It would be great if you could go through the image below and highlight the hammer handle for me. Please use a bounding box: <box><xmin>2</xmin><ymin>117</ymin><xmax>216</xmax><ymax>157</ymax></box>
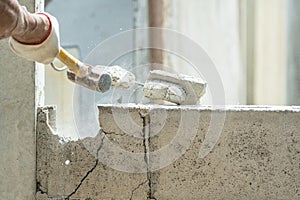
<box><xmin>57</xmin><ymin>47</ymin><xmax>82</xmax><ymax>75</ymax></box>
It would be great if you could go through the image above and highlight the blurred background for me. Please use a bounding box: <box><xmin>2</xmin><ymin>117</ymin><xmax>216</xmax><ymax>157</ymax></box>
<box><xmin>43</xmin><ymin>0</ymin><xmax>300</xmax><ymax>137</ymax></box>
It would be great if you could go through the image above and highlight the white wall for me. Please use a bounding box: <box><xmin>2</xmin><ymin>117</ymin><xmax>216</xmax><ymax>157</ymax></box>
<box><xmin>252</xmin><ymin>0</ymin><xmax>287</xmax><ymax>105</ymax></box>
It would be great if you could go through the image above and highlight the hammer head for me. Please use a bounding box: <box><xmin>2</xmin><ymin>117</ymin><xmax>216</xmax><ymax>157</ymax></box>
<box><xmin>67</xmin><ymin>65</ymin><xmax>136</xmax><ymax>93</ymax></box>
<box><xmin>67</xmin><ymin>65</ymin><xmax>112</xmax><ymax>93</ymax></box>
<box><xmin>143</xmin><ymin>70</ymin><xmax>207</xmax><ymax>105</ymax></box>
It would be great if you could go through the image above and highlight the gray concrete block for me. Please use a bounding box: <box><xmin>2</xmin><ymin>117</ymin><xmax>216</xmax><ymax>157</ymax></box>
<box><xmin>37</xmin><ymin>105</ymin><xmax>300</xmax><ymax>199</ymax></box>
<box><xmin>148</xmin><ymin>107</ymin><xmax>300</xmax><ymax>200</ymax></box>
<box><xmin>37</xmin><ymin>107</ymin><xmax>99</xmax><ymax>198</ymax></box>
<box><xmin>37</xmin><ymin>106</ymin><xmax>149</xmax><ymax>199</ymax></box>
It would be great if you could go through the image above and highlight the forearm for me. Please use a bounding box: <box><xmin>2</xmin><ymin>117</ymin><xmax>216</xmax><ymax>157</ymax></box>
<box><xmin>13</xmin><ymin>8</ymin><xmax>51</xmax><ymax>44</ymax></box>
<box><xmin>0</xmin><ymin>0</ymin><xmax>20</xmax><ymax>39</ymax></box>
<box><xmin>0</xmin><ymin>0</ymin><xmax>60</xmax><ymax>64</ymax></box>
<box><xmin>0</xmin><ymin>0</ymin><xmax>50</xmax><ymax>44</ymax></box>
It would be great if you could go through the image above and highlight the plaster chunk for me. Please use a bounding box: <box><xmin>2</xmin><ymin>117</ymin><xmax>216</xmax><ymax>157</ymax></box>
<box><xmin>143</xmin><ymin>70</ymin><xmax>207</xmax><ymax>105</ymax></box>
<box><xmin>104</xmin><ymin>65</ymin><xmax>136</xmax><ymax>89</ymax></box>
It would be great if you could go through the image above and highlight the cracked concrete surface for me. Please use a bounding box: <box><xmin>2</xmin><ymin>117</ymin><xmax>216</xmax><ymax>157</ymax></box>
<box><xmin>37</xmin><ymin>107</ymin><xmax>104</xmax><ymax>199</ymax></box>
<box><xmin>37</xmin><ymin>105</ymin><xmax>300</xmax><ymax>199</ymax></box>
<box><xmin>37</xmin><ymin>106</ymin><xmax>149</xmax><ymax>200</ymax></box>
<box><xmin>147</xmin><ymin>107</ymin><xmax>300</xmax><ymax>199</ymax></box>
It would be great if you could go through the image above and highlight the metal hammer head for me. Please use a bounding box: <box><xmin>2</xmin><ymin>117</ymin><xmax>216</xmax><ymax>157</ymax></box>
<box><xmin>67</xmin><ymin>65</ymin><xmax>137</xmax><ymax>93</ymax></box>
<box><xmin>67</xmin><ymin>65</ymin><xmax>112</xmax><ymax>92</ymax></box>
<box><xmin>143</xmin><ymin>70</ymin><xmax>207</xmax><ymax>105</ymax></box>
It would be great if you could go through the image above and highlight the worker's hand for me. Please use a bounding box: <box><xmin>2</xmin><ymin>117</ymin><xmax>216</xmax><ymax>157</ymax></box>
<box><xmin>9</xmin><ymin>12</ymin><xmax>60</xmax><ymax>64</ymax></box>
<box><xmin>0</xmin><ymin>0</ymin><xmax>59</xmax><ymax>64</ymax></box>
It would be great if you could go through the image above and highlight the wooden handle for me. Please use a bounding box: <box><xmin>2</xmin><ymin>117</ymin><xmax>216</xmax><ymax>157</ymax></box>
<box><xmin>57</xmin><ymin>47</ymin><xmax>81</xmax><ymax>74</ymax></box>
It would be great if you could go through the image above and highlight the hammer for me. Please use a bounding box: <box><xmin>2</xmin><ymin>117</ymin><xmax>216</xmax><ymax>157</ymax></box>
<box><xmin>55</xmin><ymin>47</ymin><xmax>136</xmax><ymax>92</ymax></box>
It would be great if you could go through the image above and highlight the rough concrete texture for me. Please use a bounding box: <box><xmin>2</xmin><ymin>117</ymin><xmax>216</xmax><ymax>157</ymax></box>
<box><xmin>37</xmin><ymin>105</ymin><xmax>300</xmax><ymax>199</ymax></box>
<box><xmin>147</xmin><ymin>107</ymin><xmax>300</xmax><ymax>199</ymax></box>
<box><xmin>37</xmin><ymin>106</ymin><xmax>149</xmax><ymax>199</ymax></box>
<box><xmin>0</xmin><ymin>1</ymin><xmax>41</xmax><ymax>199</ymax></box>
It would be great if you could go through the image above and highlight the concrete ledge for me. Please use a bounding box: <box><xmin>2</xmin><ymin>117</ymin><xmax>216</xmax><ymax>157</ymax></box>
<box><xmin>36</xmin><ymin>107</ymin><xmax>148</xmax><ymax>200</ymax></box>
<box><xmin>37</xmin><ymin>105</ymin><xmax>300</xmax><ymax>199</ymax></box>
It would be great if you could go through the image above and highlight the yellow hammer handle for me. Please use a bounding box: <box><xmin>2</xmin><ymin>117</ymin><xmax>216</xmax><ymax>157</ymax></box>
<box><xmin>57</xmin><ymin>47</ymin><xmax>81</xmax><ymax>74</ymax></box>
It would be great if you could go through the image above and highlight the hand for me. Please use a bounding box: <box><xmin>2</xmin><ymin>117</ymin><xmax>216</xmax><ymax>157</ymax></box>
<box><xmin>0</xmin><ymin>0</ymin><xmax>51</xmax><ymax>43</ymax></box>
<box><xmin>9</xmin><ymin>13</ymin><xmax>60</xmax><ymax>64</ymax></box>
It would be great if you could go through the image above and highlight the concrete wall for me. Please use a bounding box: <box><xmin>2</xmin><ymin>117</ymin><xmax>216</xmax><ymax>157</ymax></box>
<box><xmin>0</xmin><ymin>0</ymin><xmax>44</xmax><ymax>199</ymax></box>
<box><xmin>36</xmin><ymin>105</ymin><xmax>300</xmax><ymax>199</ymax></box>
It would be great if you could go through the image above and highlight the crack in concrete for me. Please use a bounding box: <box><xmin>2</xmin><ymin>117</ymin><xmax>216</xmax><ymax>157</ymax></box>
<box><xmin>65</xmin><ymin>132</ymin><xmax>105</xmax><ymax>200</ymax></box>
<box><xmin>129</xmin><ymin>180</ymin><xmax>148</xmax><ymax>200</ymax></box>
<box><xmin>36</xmin><ymin>181</ymin><xmax>48</xmax><ymax>195</ymax></box>
<box><xmin>139</xmin><ymin>111</ymin><xmax>157</xmax><ymax>200</ymax></box>
<box><xmin>103</xmin><ymin>131</ymin><xmax>126</xmax><ymax>136</ymax></box>
<box><xmin>65</xmin><ymin>160</ymin><xmax>98</xmax><ymax>200</ymax></box>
